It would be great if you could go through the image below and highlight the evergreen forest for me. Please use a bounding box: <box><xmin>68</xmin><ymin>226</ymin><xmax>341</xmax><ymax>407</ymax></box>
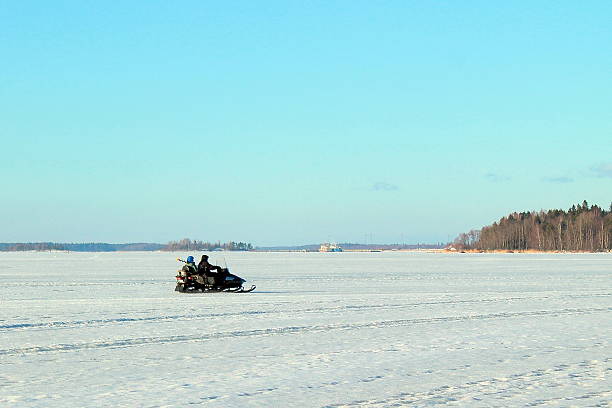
<box><xmin>162</xmin><ymin>238</ymin><xmax>253</xmax><ymax>251</ymax></box>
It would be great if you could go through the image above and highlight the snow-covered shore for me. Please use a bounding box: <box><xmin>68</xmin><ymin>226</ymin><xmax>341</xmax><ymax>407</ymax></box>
<box><xmin>1</xmin><ymin>251</ymin><xmax>610</xmax><ymax>407</ymax></box>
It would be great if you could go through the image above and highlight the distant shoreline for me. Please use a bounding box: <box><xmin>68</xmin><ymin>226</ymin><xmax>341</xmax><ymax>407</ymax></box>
<box><xmin>0</xmin><ymin>242</ymin><xmax>445</xmax><ymax>253</ymax></box>
<box><xmin>0</xmin><ymin>248</ymin><xmax>609</xmax><ymax>254</ymax></box>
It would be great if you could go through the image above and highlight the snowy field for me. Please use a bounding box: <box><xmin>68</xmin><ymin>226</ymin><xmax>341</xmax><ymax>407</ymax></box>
<box><xmin>1</xmin><ymin>251</ymin><xmax>610</xmax><ymax>407</ymax></box>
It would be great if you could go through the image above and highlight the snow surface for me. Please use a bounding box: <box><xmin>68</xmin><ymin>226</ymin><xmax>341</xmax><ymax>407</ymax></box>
<box><xmin>1</xmin><ymin>251</ymin><xmax>610</xmax><ymax>407</ymax></box>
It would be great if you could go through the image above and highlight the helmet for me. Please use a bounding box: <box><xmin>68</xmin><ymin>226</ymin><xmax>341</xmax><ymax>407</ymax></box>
<box><xmin>186</xmin><ymin>256</ymin><xmax>194</xmax><ymax>263</ymax></box>
<box><xmin>201</xmin><ymin>255</ymin><xmax>209</xmax><ymax>260</ymax></box>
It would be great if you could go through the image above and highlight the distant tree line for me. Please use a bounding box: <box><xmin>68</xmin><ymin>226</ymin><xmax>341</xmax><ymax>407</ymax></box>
<box><xmin>0</xmin><ymin>242</ymin><xmax>164</xmax><ymax>252</ymax></box>
<box><xmin>163</xmin><ymin>238</ymin><xmax>253</xmax><ymax>251</ymax></box>
<box><xmin>0</xmin><ymin>239</ymin><xmax>254</xmax><ymax>252</ymax></box>
<box><xmin>454</xmin><ymin>201</ymin><xmax>612</xmax><ymax>251</ymax></box>
<box><xmin>0</xmin><ymin>242</ymin><xmax>67</xmax><ymax>251</ymax></box>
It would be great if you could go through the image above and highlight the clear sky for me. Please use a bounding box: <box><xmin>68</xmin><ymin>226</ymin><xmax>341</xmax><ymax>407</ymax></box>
<box><xmin>1</xmin><ymin>1</ymin><xmax>611</xmax><ymax>246</ymax></box>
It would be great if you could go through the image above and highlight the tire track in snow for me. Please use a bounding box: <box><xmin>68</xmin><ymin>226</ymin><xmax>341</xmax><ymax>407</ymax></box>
<box><xmin>2</xmin><ymin>293</ymin><xmax>609</xmax><ymax>332</ymax></box>
<box><xmin>1</xmin><ymin>307</ymin><xmax>609</xmax><ymax>356</ymax></box>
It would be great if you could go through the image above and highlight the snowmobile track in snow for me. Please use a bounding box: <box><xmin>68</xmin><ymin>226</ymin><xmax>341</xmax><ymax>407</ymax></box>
<box><xmin>2</xmin><ymin>292</ymin><xmax>608</xmax><ymax>332</ymax></box>
<box><xmin>1</xmin><ymin>307</ymin><xmax>609</xmax><ymax>357</ymax></box>
<box><xmin>325</xmin><ymin>358</ymin><xmax>612</xmax><ymax>407</ymax></box>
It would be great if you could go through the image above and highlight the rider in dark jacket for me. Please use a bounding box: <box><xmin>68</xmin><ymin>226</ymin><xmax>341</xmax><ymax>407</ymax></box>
<box><xmin>198</xmin><ymin>255</ymin><xmax>224</xmax><ymax>287</ymax></box>
<box><xmin>197</xmin><ymin>255</ymin><xmax>221</xmax><ymax>274</ymax></box>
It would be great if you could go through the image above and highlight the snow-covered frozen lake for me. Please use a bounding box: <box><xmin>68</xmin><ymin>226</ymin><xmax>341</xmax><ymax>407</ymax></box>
<box><xmin>1</xmin><ymin>251</ymin><xmax>610</xmax><ymax>407</ymax></box>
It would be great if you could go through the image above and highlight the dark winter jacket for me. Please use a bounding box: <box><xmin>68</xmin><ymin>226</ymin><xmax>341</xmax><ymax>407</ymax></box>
<box><xmin>198</xmin><ymin>260</ymin><xmax>221</xmax><ymax>274</ymax></box>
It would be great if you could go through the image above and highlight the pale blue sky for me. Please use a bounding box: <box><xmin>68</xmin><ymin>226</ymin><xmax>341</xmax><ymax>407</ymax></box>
<box><xmin>1</xmin><ymin>1</ymin><xmax>611</xmax><ymax>245</ymax></box>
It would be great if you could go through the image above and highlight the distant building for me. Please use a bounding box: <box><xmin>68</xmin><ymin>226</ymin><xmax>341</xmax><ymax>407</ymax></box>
<box><xmin>320</xmin><ymin>243</ymin><xmax>343</xmax><ymax>252</ymax></box>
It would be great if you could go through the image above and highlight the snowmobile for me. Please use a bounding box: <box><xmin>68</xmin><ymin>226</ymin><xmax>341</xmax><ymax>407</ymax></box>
<box><xmin>175</xmin><ymin>259</ymin><xmax>256</xmax><ymax>293</ymax></box>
